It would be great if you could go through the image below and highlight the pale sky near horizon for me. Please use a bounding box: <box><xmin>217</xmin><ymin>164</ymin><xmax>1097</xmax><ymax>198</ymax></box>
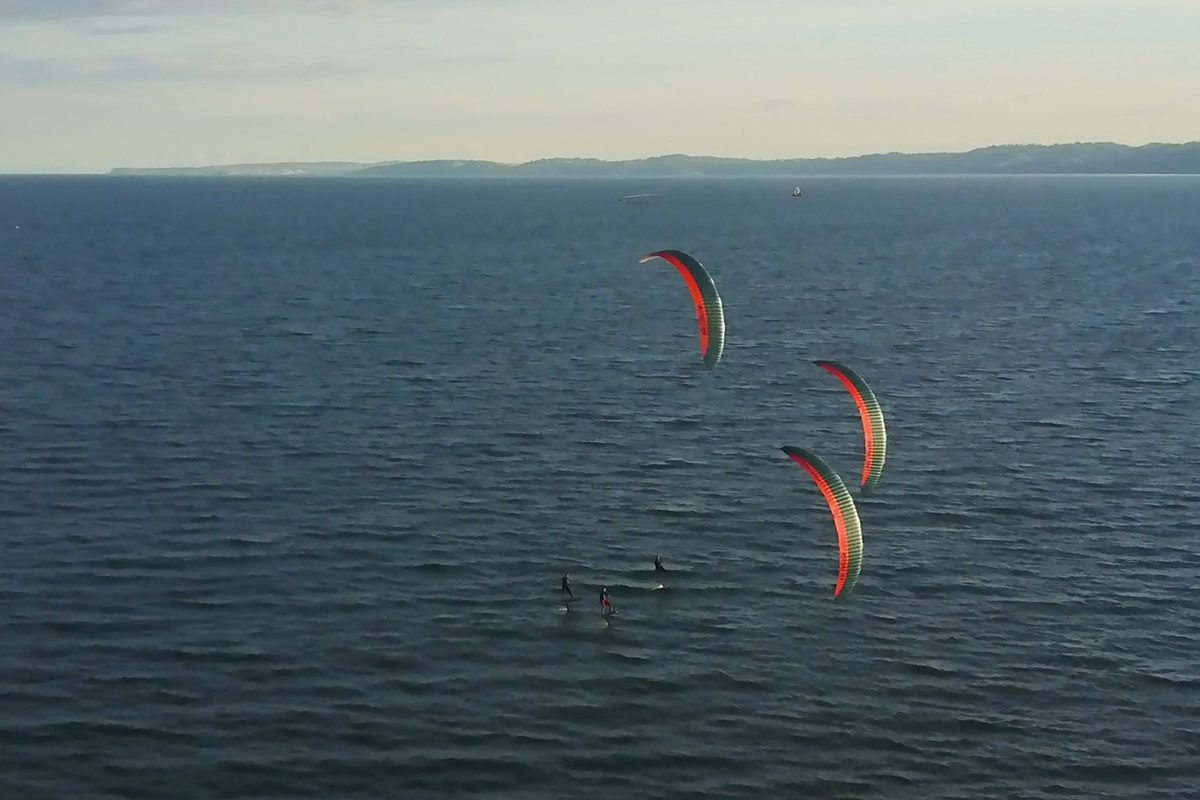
<box><xmin>1</xmin><ymin>0</ymin><xmax>1198</xmax><ymax>173</ymax></box>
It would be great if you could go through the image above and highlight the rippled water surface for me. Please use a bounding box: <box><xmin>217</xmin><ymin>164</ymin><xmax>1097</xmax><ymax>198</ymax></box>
<box><xmin>2</xmin><ymin>176</ymin><xmax>1198</xmax><ymax>798</ymax></box>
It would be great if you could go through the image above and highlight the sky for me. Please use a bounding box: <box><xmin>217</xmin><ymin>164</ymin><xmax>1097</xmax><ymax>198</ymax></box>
<box><xmin>1</xmin><ymin>0</ymin><xmax>1198</xmax><ymax>172</ymax></box>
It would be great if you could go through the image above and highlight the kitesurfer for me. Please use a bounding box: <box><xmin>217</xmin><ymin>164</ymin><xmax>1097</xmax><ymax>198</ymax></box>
<box><xmin>560</xmin><ymin>574</ymin><xmax>574</xmax><ymax>602</ymax></box>
<box><xmin>654</xmin><ymin>555</ymin><xmax>666</xmax><ymax>573</ymax></box>
<box><xmin>600</xmin><ymin>586</ymin><xmax>614</xmax><ymax>616</ymax></box>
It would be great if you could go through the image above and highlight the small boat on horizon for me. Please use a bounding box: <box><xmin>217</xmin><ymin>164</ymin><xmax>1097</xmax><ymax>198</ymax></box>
<box><xmin>792</xmin><ymin>186</ymin><xmax>803</xmax><ymax>197</ymax></box>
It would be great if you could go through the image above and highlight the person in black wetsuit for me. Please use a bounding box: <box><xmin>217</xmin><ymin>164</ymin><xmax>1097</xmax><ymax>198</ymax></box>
<box><xmin>654</xmin><ymin>555</ymin><xmax>666</xmax><ymax>574</ymax></box>
<box><xmin>560</xmin><ymin>574</ymin><xmax>574</xmax><ymax>602</ymax></box>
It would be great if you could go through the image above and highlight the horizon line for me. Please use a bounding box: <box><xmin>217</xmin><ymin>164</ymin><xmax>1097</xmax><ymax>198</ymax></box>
<box><xmin>117</xmin><ymin>140</ymin><xmax>1200</xmax><ymax>171</ymax></box>
<box><xmin>3</xmin><ymin>140</ymin><xmax>1200</xmax><ymax>177</ymax></box>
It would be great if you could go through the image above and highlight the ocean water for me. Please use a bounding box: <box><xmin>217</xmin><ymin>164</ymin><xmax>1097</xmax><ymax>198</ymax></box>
<box><xmin>1</xmin><ymin>175</ymin><xmax>1198</xmax><ymax>799</ymax></box>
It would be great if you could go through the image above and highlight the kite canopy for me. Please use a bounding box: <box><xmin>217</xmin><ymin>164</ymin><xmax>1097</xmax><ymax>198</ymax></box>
<box><xmin>638</xmin><ymin>249</ymin><xmax>726</xmax><ymax>369</ymax></box>
<box><xmin>781</xmin><ymin>446</ymin><xmax>864</xmax><ymax>598</ymax></box>
<box><xmin>814</xmin><ymin>361</ymin><xmax>887</xmax><ymax>493</ymax></box>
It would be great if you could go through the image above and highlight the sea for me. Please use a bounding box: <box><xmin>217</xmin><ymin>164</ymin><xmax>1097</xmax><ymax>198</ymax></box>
<box><xmin>1</xmin><ymin>175</ymin><xmax>1197</xmax><ymax>799</ymax></box>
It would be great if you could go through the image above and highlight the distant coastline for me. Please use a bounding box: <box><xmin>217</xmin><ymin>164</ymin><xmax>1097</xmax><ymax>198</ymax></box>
<box><xmin>108</xmin><ymin>142</ymin><xmax>1200</xmax><ymax>178</ymax></box>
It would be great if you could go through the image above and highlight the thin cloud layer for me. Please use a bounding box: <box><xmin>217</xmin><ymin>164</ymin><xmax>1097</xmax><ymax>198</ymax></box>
<box><xmin>0</xmin><ymin>51</ymin><xmax>352</xmax><ymax>83</ymax></box>
<box><xmin>0</xmin><ymin>0</ymin><xmax>383</xmax><ymax>19</ymax></box>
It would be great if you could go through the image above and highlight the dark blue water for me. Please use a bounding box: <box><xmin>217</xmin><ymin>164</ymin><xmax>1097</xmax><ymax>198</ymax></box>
<box><xmin>2</xmin><ymin>176</ymin><xmax>1198</xmax><ymax>798</ymax></box>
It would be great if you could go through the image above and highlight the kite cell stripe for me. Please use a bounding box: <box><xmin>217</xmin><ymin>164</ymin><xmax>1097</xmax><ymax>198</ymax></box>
<box><xmin>814</xmin><ymin>361</ymin><xmax>887</xmax><ymax>492</ymax></box>
<box><xmin>639</xmin><ymin>249</ymin><xmax>726</xmax><ymax>369</ymax></box>
<box><xmin>781</xmin><ymin>446</ymin><xmax>864</xmax><ymax>598</ymax></box>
